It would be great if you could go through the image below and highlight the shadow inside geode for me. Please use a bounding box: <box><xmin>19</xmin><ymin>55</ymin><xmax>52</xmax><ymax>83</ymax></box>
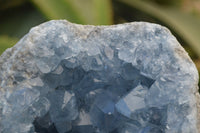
<box><xmin>30</xmin><ymin>51</ymin><xmax>168</xmax><ymax>133</ymax></box>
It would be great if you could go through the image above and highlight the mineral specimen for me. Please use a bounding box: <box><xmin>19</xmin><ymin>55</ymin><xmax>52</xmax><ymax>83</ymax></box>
<box><xmin>0</xmin><ymin>20</ymin><xmax>199</xmax><ymax>133</ymax></box>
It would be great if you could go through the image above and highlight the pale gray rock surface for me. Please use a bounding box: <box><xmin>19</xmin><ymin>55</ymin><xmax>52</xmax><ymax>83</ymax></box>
<box><xmin>0</xmin><ymin>20</ymin><xmax>199</xmax><ymax>133</ymax></box>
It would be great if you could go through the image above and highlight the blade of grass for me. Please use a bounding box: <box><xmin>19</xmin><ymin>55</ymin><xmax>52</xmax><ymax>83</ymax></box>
<box><xmin>118</xmin><ymin>0</ymin><xmax>200</xmax><ymax>57</ymax></box>
<box><xmin>93</xmin><ymin>0</ymin><xmax>113</xmax><ymax>25</ymax></box>
<box><xmin>69</xmin><ymin>0</ymin><xmax>113</xmax><ymax>25</ymax></box>
<box><xmin>31</xmin><ymin>0</ymin><xmax>113</xmax><ymax>25</ymax></box>
<box><xmin>0</xmin><ymin>36</ymin><xmax>18</xmax><ymax>55</ymax></box>
<box><xmin>30</xmin><ymin>0</ymin><xmax>86</xmax><ymax>24</ymax></box>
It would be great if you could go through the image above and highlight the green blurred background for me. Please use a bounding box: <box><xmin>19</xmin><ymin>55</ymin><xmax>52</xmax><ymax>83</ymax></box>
<box><xmin>0</xmin><ymin>0</ymin><xmax>200</xmax><ymax>87</ymax></box>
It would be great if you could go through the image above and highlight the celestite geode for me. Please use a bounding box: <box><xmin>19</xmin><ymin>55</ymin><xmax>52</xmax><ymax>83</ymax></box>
<box><xmin>0</xmin><ymin>20</ymin><xmax>199</xmax><ymax>133</ymax></box>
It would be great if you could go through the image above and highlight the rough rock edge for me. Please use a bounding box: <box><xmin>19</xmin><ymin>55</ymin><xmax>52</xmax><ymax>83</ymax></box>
<box><xmin>196</xmin><ymin>89</ymin><xmax>200</xmax><ymax>133</ymax></box>
<box><xmin>167</xmin><ymin>25</ymin><xmax>200</xmax><ymax>132</ymax></box>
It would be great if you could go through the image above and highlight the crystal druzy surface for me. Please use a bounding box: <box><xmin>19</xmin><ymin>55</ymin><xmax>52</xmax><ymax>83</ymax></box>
<box><xmin>0</xmin><ymin>20</ymin><xmax>199</xmax><ymax>133</ymax></box>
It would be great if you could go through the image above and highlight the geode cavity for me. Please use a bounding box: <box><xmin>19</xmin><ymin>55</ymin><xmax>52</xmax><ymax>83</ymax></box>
<box><xmin>0</xmin><ymin>20</ymin><xmax>199</xmax><ymax>133</ymax></box>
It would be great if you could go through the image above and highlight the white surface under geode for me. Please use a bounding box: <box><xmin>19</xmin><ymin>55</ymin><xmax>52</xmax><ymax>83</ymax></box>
<box><xmin>0</xmin><ymin>20</ymin><xmax>199</xmax><ymax>133</ymax></box>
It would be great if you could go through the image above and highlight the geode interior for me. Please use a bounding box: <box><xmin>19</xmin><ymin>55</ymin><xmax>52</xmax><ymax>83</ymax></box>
<box><xmin>0</xmin><ymin>20</ymin><xmax>199</xmax><ymax>133</ymax></box>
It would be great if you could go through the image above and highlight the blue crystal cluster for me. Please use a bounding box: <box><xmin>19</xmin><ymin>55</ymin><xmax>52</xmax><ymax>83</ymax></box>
<box><xmin>0</xmin><ymin>20</ymin><xmax>199</xmax><ymax>133</ymax></box>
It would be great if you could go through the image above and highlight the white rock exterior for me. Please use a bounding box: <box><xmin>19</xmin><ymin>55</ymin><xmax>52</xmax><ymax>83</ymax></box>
<box><xmin>0</xmin><ymin>20</ymin><xmax>199</xmax><ymax>133</ymax></box>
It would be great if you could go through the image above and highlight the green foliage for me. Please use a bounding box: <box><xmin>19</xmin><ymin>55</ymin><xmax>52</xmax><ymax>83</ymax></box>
<box><xmin>30</xmin><ymin>0</ymin><xmax>113</xmax><ymax>25</ymax></box>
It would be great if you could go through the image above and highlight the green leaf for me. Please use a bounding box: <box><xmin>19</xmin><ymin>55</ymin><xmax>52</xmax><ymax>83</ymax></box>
<box><xmin>30</xmin><ymin>0</ymin><xmax>113</xmax><ymax>25</ymax></box>
<box><xmin>0</xmin><ymin>36</ymin><xmax>18</xmax><ymax>55</ymax></box>
<box><xmin>94</xmin><ymin>0</ymin><xmax>113</xmax><ymax>25</ymax></box>
<box><xmin>118</xmin><ymin>0</ymin><xmax>200</xmax><ymax>57</ymax></box>
<box><xmin>30</xmin><ymin>0</ymin><xmax>85</xmax><ymax>24</ymax></box>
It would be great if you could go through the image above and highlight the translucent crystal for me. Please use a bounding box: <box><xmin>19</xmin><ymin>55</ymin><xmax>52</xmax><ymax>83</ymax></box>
<box><xmin>0</xmin><ymin>20</ymin><xmax>199</xmax><ymax>133</ymax></box>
